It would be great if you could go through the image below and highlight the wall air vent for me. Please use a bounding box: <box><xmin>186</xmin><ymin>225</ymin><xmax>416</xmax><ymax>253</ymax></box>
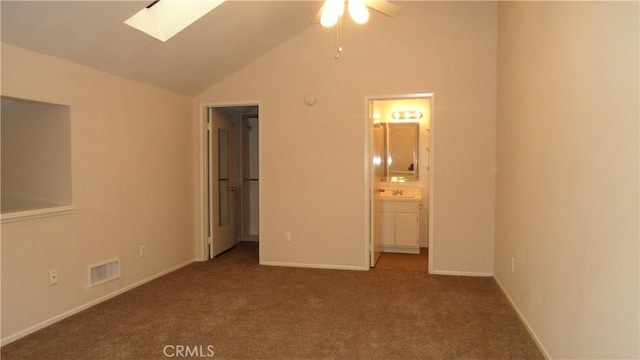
<box><xmin>88</xmin><ymin>258</ymin><xmax>120</xmax><ymax>287</ymax></box>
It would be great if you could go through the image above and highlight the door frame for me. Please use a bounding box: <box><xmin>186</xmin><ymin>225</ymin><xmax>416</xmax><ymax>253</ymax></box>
<box><xmin>364</xmin><ymin>93</ymin><xmax>435</xmax><ymax>272</ymax></box>
<box><xmin>198</xmin><ymin>102</ymin><xmax>261</xmax><ymax>261</ymax></box>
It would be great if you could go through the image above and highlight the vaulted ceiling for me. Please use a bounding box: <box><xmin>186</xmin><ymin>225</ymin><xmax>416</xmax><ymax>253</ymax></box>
<box><xmin>1</xmin><ymin>1</ymin><xmax>322</xmax><ymax>96</ymax></box>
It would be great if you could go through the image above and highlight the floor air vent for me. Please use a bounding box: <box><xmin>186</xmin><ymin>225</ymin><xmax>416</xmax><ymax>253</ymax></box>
<box><xmin>88</xmin><ymin>258</ymin><xmax>120</xmax><ymax>287</ymax></box>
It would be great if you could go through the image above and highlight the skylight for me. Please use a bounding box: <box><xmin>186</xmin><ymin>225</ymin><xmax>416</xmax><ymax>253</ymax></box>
<box><xmin>125</xmin><ymin>0</ymin><xmax>225</xmax><ymax>42</ymax></box>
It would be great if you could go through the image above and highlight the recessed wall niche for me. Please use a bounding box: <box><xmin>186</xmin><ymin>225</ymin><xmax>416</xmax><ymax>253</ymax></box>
<box><xmin>1</xmin><ymin>96</ymin><xmax>73</xmax><ymax>222</ymax></box>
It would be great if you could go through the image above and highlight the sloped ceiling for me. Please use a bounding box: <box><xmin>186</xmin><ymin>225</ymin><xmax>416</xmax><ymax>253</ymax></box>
<box><xmin>1</xmin><ymin>1</ymin><xmax>321</xmax><ymax>96</ymax></box>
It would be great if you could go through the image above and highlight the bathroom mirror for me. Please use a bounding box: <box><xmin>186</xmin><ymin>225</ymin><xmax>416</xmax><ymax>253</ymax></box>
<box><xmin>370</xmin><ymin>95</ymin><xmax>430</xmax><ymax>184</ymax></box>
<box><xmin>374</xmin><ymin>122</ymin><xmax>419</xmax><ymax>183</ymax></box>
<box><xmin>387</xmin><ymin>123</ymin><xmax>419</xmax><ymax>181</ymax></box>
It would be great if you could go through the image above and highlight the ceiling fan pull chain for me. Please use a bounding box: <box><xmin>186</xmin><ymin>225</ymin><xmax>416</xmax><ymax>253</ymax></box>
<box><xmin>335</xmin><ymin>16</ymin><xmax>343</xmax><ymax>60</ymax></box>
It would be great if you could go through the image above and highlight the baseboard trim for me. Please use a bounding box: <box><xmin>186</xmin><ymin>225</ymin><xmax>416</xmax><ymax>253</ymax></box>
<box><xmin>430</xmin><ymin>269</ymin><xmax>493</xmax><ymax>277</ymax></box>
<box><xmin>380</xmin><ymin>245</ymin><xmax>420</xmax><ymax>254</ymax></box>
<box><xmin>494</xmin><ymin>276</ymin><xmax>552</xmax><ymax>359</ymax></box>
<box><xmin>260</xmin><ymin>261</ymin><xmax>368</xmax><ymax>271</ymax></box>
<box><xmin>1</xmin><ymin>258</ymin><xmax>197</xmax><ymax>347</ymax></box>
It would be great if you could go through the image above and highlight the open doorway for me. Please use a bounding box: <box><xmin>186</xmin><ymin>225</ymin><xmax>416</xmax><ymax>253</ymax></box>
<box><xmin>367</xmin><ymin>94</ymin><xmax>433</xmax><ymax>272</ymax></box>
<box><xmin>201</xmin><ymin>104</ymin><xmax>260</xmax><ymax>260</ymax></box>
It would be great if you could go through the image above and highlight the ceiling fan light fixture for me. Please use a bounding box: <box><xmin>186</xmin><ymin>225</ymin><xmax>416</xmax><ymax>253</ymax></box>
<box><xmin>320</xmin><ymin>13</ymin><xmax>338</xmax><ymax>28</ymax></box>
<box><xmin>348</xmin><ymin>0</ymin><xmax>369</xmax><ymax>25</ymax></box>
<box><xmin>320</xmin><ymin>0</ymin><xmax>345</xmax><ymax>27</ymax></box>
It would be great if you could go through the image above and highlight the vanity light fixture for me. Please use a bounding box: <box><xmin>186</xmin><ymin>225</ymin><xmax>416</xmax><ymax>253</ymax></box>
<box><xmin>391</xmin><ymin>110</ymin><xmax>423</xmax><ymax>122</ymax></box>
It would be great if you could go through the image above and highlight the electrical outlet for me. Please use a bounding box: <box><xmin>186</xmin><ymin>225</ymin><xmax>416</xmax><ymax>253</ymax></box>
<box><xmin>284</xmin><ymin>232</ymin><xmax>292</xmax><ymax>243</ymax></box>
<box><xmin>48</xmin><ymin>269</ymin><xmax>58</xmax><ymax>285</ymax></box>
<box><xmin>511</xmin><ymin>257</ymin><xmax>515</xmax><ymax>273</ymax></box>
<box><xmin>139</xmin><ymin>244</ymin><xmax>146</xmax><ymax>257</ymax></box>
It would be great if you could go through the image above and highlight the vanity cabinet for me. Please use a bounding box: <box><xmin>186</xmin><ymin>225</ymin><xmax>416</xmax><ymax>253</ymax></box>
<box><xmin>380</xmin><ymin>200</ymin><xmax>420</xmax><ymax>254</ymax></box>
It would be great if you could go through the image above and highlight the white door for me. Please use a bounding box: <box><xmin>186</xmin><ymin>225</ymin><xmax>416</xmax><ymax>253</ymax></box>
<box><xmin>370</xmin><ymin>114</ymin><xmax>385</xmax><ymax>266</ymax></box>
<box><xmin>207</xmin><ymin>108</ymin><xmax>235</xmax><ymax>258</ymax></box>
<box><xmin>371</xmin><ymin>194</ymin><xmax>383</xmax><ymax>266</ymax></box>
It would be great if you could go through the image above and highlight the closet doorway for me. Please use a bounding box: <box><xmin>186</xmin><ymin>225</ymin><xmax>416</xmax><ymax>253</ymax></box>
<box><xmin>239</xmin><ymin>113</ymin><xmax>259</xmax><ymax>241</ymax></box>
<box><xmin>201</xmin><ymin>105</ymin><xmax>260</xmax><ymax>260</ymax></box>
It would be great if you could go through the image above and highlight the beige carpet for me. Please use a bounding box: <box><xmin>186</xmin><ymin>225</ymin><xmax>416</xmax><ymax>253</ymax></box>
<box><xmin>2</xmin><ymin>242</ymin><xmax>542</xmax><ymax>359</ymax></box>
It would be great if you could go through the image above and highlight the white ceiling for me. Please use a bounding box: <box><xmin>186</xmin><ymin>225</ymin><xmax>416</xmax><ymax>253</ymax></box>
<box><xmin>1</xmin><ymin>1</ymin><xmax>322</xmax><ymax>96</ymax></box>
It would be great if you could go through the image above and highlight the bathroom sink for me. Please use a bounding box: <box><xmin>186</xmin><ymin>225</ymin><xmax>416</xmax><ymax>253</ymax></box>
<box><xmin>377</xmin><ymin>194</ymin><xmax>421</xmax><ymax>201</ymax></box>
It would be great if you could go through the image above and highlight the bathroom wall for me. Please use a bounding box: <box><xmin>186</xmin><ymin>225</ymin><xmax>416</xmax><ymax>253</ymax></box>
<box><xmin>1</xmin><ymin>44</ymin><xmax>196</xmax><ymax>343</ymax></box>
<box><xmin>495</xmin><ymin>2</ymin><xmax>639</xmax><ymax>358</ymax></box>
<box><xmin>195</xmin><ymin>1</ymin><xmax>497</xmax><ymax>274</ymax></box>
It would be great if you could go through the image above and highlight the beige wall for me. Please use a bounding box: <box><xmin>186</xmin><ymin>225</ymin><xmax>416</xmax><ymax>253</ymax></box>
<box><xmin>195</xmin><ymin>2</ymin><xmax>497</xmax><ymax>273</ymax></box>
<box><xmin>1</xmin><ymin>44</ymin><xmax>196</xmax><ymax>342</ymax></box>
<box><xmin>495</xmin><ymin>2</ymin><xmax>639</xmax><ymax>358</ymax></box>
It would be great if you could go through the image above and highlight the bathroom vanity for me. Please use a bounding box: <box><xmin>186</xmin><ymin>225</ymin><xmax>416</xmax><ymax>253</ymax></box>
<box><xmin>379</xmin><ymin>196</ymin><xmax>420</xmax><ymax>254</ymax></box>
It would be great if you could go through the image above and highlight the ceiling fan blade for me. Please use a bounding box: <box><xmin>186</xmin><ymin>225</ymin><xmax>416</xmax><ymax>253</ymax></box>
<box><xmin>364</xmin><ymin>0</ymin><xmax>401</xmax><ymax>17</ymax></box>
<box><xmin>312</xmin><ymin>1</ymin><xmax>327</xmax><ymax>24</ymax></box>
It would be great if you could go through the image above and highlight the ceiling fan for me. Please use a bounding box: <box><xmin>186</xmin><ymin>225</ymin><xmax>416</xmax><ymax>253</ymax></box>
<box><xmin>312</xmin><ymin>0</ymin><xmax>400</xmax><ymax>59</ymax></box>
<box><xmin>312</xmin><ymin>0</ymin><xmax>401</xmax><ymax>27</ymax></box>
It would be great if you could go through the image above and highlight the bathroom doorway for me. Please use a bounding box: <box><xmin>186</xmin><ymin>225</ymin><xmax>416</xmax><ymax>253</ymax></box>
<box><xmin>201</xmin><ymin>104</ymin><xmax>260</xmax><ymax>260</ymax></box>
<box><xmin>367</xmin><ymin>94</ymin><xmax>433</xmax><ymax>271</ymax></box>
